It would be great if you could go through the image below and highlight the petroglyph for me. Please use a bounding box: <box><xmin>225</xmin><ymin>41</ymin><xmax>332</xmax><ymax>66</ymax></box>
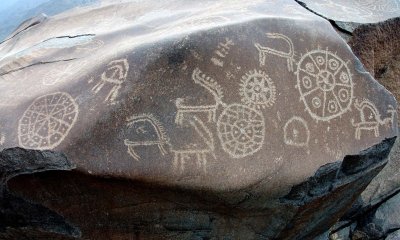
<box><xmin>239</xmin><ymin>69</ymin><xmax>276</xmax><ymax>109</ymax></box>
<box><xmin>217</xmin><ymin>104</ymin><xmax>265</xmax><ymax>158</ymax></box>
<box><xmin>254</xmin><ymin>33</ymin><xmax>295</xmax><ymax>72</ymax></box>
<box><xmin>175</xmin><ymin>68</ymin><xmax>224</xmax><ymax>125</ymax></box>
<box><xmin>76</xmin><ymin>39</ymin><xmax>104</xmax><ymax>51</ymax></box>
<box><xmin>124</xmin><ymin>114</ymin><xmax>169</xmax><ymax>161</ymax></box>
<box><xmin>175</xmin><ymin>98</ymin><xmax>217</xmax><ymax>125</ymax></box>
<box><xmin>92</xmin><ymin>58</ymin><xmax>129</xmax><ymax>103</ymax></box>
<box><xmin>175</xmin><ymin>68</ymin><xmax>266</xmax><ymax>158</ymax></box>
<box><xmin>210</xmin><ymin>38</ymin><xmax>235</xmax><ymax>67</ymax></box>
<box><xmin>192</xmin><ymin>68</ymin><xmax>225</xmax><ymax>106</ymax></box>
<box><xmin>351</xmin><ymin>99</ymin><xmax>396</xmax><ymax>139</ymax></box>
<box><xmin>283</xmin><ymin>116</ymin><xmax>310</xmax><ymax>147</ymax></box>
<box><xmin>42</xmin><ymin>61</ymin><xmax>86</xmax><ymax>85</ymax></box>
<box><xmin>172</xmin><ymin>116</ymin><xmax>215</xmax><ymax>173</ymax></box>
<box><xmin>18</xmin><ymin>92</ymin><xmax>79</xmax><ymax>150</ymax></box>
<box><xmin>296</xmin><ymin>49</ymin><xmax>353</xmax><ymax>121</ymax></box>
<box><xmin>354</xmin><ymin>0</ymin><xmax>400</xmax><ymax>12</ymax></box>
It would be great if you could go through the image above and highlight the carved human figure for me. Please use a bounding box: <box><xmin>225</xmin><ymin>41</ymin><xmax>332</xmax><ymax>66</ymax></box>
<box><xmin>92</xmin><ymin>58</ymin><xmax>129</xmax><ymax>103</ymax></box>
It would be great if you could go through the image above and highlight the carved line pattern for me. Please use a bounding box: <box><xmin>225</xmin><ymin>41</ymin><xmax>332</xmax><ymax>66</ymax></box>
<box><xmin>296</xmin><ymin>49</ymin><xmax>353</xmax><ymax>121</ymax></box>
<box><xmin>18</xmin><ymin>92</ymin><xmax>79</xmax><ymax>150</ymax></box>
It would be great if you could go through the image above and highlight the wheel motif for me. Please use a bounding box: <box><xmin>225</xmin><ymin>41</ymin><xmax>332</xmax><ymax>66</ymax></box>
<box><xmin>18</xmin><ymin>92</ymin><xmax>79</xmax><ymax>149</ymax></box>
<box><xmin>239</xmin><ymin>69</ymin><xmax>276</xmax><ymax>109</ymax></box>
<box><xmin>217</xmin><ymin>104</ymin><xmax>265</xmax><ymax>158</ymax></box>
<box><xmin>296</xmin><ymin>50</ymin><xmax>353</xmax><ymax>121</ymax></box>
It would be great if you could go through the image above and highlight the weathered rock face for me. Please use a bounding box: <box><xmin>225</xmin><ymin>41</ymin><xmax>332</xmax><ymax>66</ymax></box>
<box><xmin>296</xmin><ymin>0</ymin><xmax>400</xmax><ymax>23</ymax></box>
<box><xmin>349</xmin><ymin>17</ymin><xmax>400</xmax><ymax>206</ymax></box>
<box><xmin>0</xmin><ymin>0</ymin><xmax>398</xmax><ymax>239</ymax></box>
<box><xmin>320</xmin><ymin>17</ymin><xmax>400</xmax><ymax>240</ymax></box>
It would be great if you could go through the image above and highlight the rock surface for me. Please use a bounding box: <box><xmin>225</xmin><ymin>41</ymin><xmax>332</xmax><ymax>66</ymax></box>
<box><xmin>0</xmin><ymin>0</ymin><xmax>398</xmax><ymax>239</ymax></box>
<box><xmin>349</xmin><ymin>16</ymin><xmax>400</xmax><ymax>209</ymax></box>
<box><xmin>323</xmin><ymin>17</ymin><xmax>400</xmax><ymax>240</ymax></box>
<box><xmin>296</xmin><ymin>0</ymin><xmax>400</xmax><ymax>23</ymax></box>
<box><xmin>371</xmin><ymin>191</ymin><xmax>400</xmax><ymax>234</ymax></box>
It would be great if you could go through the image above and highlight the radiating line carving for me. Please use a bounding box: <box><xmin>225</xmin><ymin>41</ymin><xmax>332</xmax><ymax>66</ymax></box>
<box><xmin>217</xmin><ymin>104</ymin><xmax>265</xmax><ymax>158</ymax></box>
<box><xmin>18</xmin><ymin>92</ymin><xmax>79</xmax><ymax>150</ymax></box>
<box><xmin>239</xmin><ymin>69</ymin><xmax>276</xmax><ymax>109</ymax></box>
<box><xmin>296</xmin><ymin>49</ymin><xmax>353</xmax><ymax>121</ymax></box>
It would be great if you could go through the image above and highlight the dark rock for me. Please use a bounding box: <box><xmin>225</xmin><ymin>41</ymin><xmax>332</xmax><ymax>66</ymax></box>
<box><xmin>0</xmin><ymin>148</ymin><xmax>79</xmax><ymax>239</ymax></box>
<box><xmin>348</xmin><ymin>17</ymin><xmax>400</xmax><ymax>208</ymax></box>
<box><xmin>0</xmin><ymin>0</ymin><xmax>398</xmax><ymax>239</ymax></box>
<box><xmin>371</xmin><ymin>191</ymin><xmax>400</xmax><ymax>235</ymax></box>
<box><xmin>386</xmin><ymin>229</ymin><xmax>400</xmax><ymax>240</ymax></box>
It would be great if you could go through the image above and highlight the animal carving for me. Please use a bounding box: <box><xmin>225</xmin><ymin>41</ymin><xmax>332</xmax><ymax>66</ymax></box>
<box><xmin>124</xmin><ymin>114</ymin><xmax>169</xmax><ymax>161</ymax></box>
<box><xmin>351</xmin><ymin>99</ymin><xmax>395</xmax><ymax>139</ymax></box>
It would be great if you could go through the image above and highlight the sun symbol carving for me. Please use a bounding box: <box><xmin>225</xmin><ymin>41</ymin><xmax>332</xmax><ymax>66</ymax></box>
<box><xmin>296</xmin><ymin>49</ymin><xmax>353</xmax><ymax>121</ymax></box>
<box><xmin>217</xmin><ymin>104</ymin><xmax>265</xmax><ymax>158</ymax></box>
<box><xmin>239</xmin><ymin>69</ymin><xmax>276</xmax><ymax>109</ymax></box>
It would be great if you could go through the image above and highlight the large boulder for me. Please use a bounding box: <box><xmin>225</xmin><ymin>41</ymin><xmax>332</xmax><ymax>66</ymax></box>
<box><xmin>349</xmin><ymin>17</ymin><xmax>400</xmax><ymax>208</ymax></box>
<box><xmin>296</xmin><ymin>0</ymin><xmax>400</xmax><ymax>23</ymax></box>
<box><xmin>0</xmin><ymin>0</ymin><xmax>398</xmax><ymax>239</ymax></box>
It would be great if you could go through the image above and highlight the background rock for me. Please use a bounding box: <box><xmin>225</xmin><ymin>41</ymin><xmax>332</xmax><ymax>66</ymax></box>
<box><xmin>371</xmin><ymin>192</ymin><xmax>400</xmax><ymax>234</ymax></box>
<box><xmin>296</xmin><ymin>0</ymin><xmax>400</xmax><ymax>23</ymax></box>
<box><xmin>0</xmin><ymin>0</ymin><xmax>398</xmax><ymax>239</ymax></box>
<box><xmin>348</xmin><ymin>17</ymin><xmax>400</xmax><ymax>208</ymax></box>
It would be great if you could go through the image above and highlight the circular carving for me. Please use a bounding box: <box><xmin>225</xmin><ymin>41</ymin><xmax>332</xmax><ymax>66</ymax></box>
<box><xmin>302</xmin><ymin>76</ymin><xmax>313</xmax><ymax>89</ymax></box>
<box><xmin>239</xmin><ymin>69</ymin><xmax>276</xmax><ymax>109</ymax></box>
<box><xmin>18</xmin><ymin>92</ymin><xmax>79</xmax><ymax>149</ymax></box>
<box><xmin>297</xmin><ymin>50</ymin><xmax>353</xmax><ymax>121</ymax></box>
<box><xmin>328</xmin><ymin>58</ymin><xmax>340</xmax><ymax>70</ymax></box>
<box><xmin>217</xmin><ymin>104</ymin><xmax>265</xmax><ymax>158</ymax></box>
<box><xmin>316</xmin><ymin>70</ymin><xmax>335</xmax><ymax>91</ymax></box>
<box><xmin>312</xmin><ymin>97</ymin><xmax>322</xmax><ymax>108</ymax></box>
<box><xmin>338</xmin><ymin>88</ymin><xmax>350</xmax><ymax>102</ymax></box>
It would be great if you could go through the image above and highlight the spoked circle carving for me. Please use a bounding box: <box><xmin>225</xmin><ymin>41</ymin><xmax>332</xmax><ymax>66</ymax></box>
<box><xmin>239</xmin><ymin>69</ymin><xmax>276</xmax><ymax>109</ymax></box>
<box><xmin>297</xmin><ymin>50</ymin><xmax>353</xmax><ymax>121</ymax></box>
<box><xmin>217</xmin><ymin>104</ymin><xmax>265</xmax><ymax>158</ymax></box>
<box><xmin>18</xmin><ymin>92</ymin><xmax>79</xmax><ymax>149</ymax></box>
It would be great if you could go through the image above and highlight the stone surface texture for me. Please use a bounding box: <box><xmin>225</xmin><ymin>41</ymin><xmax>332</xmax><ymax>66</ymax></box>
<box><xmin>348</xmin><ymin>16</ymin><xmax>400</xmax><ymax>211</ymax></box>
<box><xmin>372</xmin><ymin>192</ymin><xmax>400</xmax><ymax>234</ymax></box>
<box><xmin>0</xmin><ymin>0</ymin><xmax>398</xmax><ymax>239</ymax></box>
<box><xmin>297</xmin><ymin>0</ymin><xmax>400</xmax><ymax>23</ymax></box>
<box><xmin>324</xmin><ymin>17</ymin><xmax>400</xmax><ymax>240</ymax></box>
